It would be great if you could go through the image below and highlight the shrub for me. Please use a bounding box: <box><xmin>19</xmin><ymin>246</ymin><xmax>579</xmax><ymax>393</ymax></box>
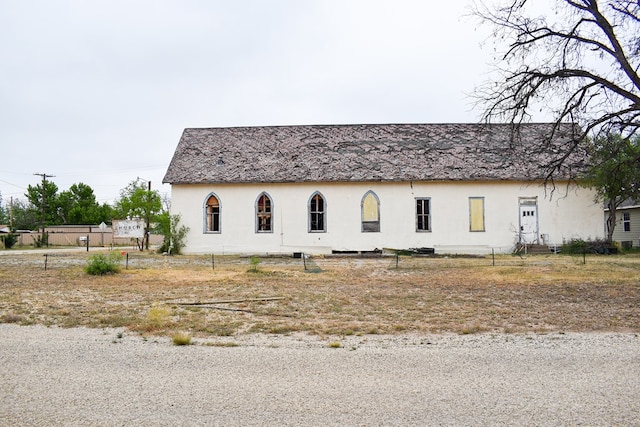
<box><xmin>157</xmin><ymin>214</ymin><xmax>189</xmax><ymax>255</ymax></box>
<box><xmin>85</xmin><ymin>252</ymin><xmax>123</xmax><ymax>275</ymax></box>
<box><xmin>561</xmin><ymin>238</ymin><xmax>612</xmax><ymax>254</ymax></box>
<box><xmin>0</xmin><ymin>233</ymin><xmax>17</xmax><ymax>249</ymax></box>
<box><xmin>561</xmin><ymin>238</ymin><xmax>588</xmax><ymax>254</ymax></box>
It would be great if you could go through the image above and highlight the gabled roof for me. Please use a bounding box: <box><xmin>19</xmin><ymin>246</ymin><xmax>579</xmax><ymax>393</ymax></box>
<box><xmin>610</xmin><ymin>199</ymin><xmax>640</xmax><ymax>210</ymax></box>
<box><xmin>163</xmin><ymin>123</ymin><xmax>588</xmax><ymax>185</ymax></box>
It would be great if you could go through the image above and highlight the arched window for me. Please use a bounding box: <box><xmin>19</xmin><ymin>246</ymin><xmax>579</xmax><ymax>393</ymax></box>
<box><xmin>204</xmin><ymin>193</ymin><xmax>221</xmax><ymax>233</ymax></box>
<box><xmin>256</xmin><ymin>192</ymin><xmax>273</xmax><ymax>233</ymax></box>
<box><xmin>361</xmin><ymin>190</ymin><xmax>380</xmax><ymax>232</ymax></box>
<box><xmin>309</xmin><ymin>192</ymin><xmax>326</xmax><ymax>232</ymax></box>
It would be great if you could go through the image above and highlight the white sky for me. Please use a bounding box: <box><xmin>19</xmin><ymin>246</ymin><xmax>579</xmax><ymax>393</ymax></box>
<box><xmin>0</xmin><ymin>0</ymin><xmax>497</xmax><ymax>206</ymax></box>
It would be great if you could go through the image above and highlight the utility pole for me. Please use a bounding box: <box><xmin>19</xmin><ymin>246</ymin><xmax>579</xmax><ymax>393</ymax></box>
<box><xmin>9</xmin><ymin>196</ymin><xmax>14</xmax><ymax>229</ymax></box>
<box><xmin>33</xmin><ymin>173</ymin><xmax>55</xmax><ymax>234</ymax></box>
<box><xmin>146</xmin><ymin>180</ymin><xmax>151</xmax><ymax>251</ymax></box>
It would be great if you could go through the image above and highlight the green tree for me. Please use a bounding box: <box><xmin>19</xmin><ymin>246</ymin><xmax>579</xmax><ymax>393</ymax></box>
<box><xmin>8</xmin><ymin>199</ymin><xmax>38</xmax><ymax>231</ymax></box>
<box><xmin>58</xmin><ymin>183</ymin><xmax>112</xmax><ymax>224</ymax></box>
<box><xmin>26</xmin><ymin>180</ymin><xmax>59</xmax><ymax>230</ymax></box>
<box><xmin>114</xmin><ymin>180</ymin><xmax>162</xmax><ymax>250</ymax></box>
<box><xmin>0</xmin><ymin>191</ymin><xmax>7</xmax><ymax>225</ymax></box>
<box><xmin>97</xmin><ymin>202</ymin><xmax>115</xmax><ymax>225</ymax></box>
<box><xmin>472</xmin><ymin>0</ymin><xmax>640</xmax><ymax>178</ymax></box>
<box><xmin>585</xmin><ymin>134</ymin><xmax>640</xmax><ymax>242</ymax></box>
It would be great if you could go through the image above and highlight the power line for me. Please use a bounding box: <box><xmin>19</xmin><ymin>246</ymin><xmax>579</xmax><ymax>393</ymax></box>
<box><xmin>0</xmin><ymin>178</ymin><xmax>27</xmax><ymax>190</ymax></box>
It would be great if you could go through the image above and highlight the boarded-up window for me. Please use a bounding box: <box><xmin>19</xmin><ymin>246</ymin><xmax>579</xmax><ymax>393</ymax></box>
<box><xmin>205</xmin><ymin>194</ymin><xmax>220</xmax><ymax>233</ymax></box>
<box><xmin>469</xmin><ymin>197</ymin><xmax>485</xmax><ymax>232</ymax></box>
<box><xmin>362</xmin><ymin>191</ymin><xmax>380</xmax><ymax>232</ymax></box>
<box><xmin>256</xmin><ymin>193</ymin><xmax>272</xmax><ymax>232</ymax></box>
<box><xmin>309</xmin><ymin>192</ymin><xmax>326</xmax><ymax>232</ymax></box>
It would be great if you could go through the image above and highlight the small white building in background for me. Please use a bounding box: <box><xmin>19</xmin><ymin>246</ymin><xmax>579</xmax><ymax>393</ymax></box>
<box><xmin>163</xmin><ymin>123</ymin><xmax>604</xmax><ymax>255</ymax></box>
<box><xmin>606</xmin><ymin>200</ymin><xmax>640</xmax><ymax>249</ymax></box>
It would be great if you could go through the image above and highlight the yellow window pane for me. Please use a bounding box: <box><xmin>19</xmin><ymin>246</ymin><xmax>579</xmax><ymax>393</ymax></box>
<box><xmin>469</xmin><ymin>197</ymin><xmax>485</xmax><ymax>232</ymax></box>
<box><xmin>362</xmin><ymin>193</ymin><xmax>379</xmax><ymax>221</ymax></box>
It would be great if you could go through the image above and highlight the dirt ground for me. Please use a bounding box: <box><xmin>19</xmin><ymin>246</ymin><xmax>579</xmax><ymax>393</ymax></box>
<box><xmin>1</xmin><ymin>249</ymin><xmax>639</xmax><ymax>338</ymax></box>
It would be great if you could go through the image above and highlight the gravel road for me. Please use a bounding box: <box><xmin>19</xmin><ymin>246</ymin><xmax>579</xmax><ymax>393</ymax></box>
<box><xmin>1</xmin><ymin>324</ymin><xmax>639</xmax><ymax>426</ymax></box>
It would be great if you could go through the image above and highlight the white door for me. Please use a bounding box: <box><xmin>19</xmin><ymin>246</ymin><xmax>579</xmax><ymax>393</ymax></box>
<box><xmin>519</xmin><ymin>203</ymin><xmax>538</xmax><ymax>244</ymax></box>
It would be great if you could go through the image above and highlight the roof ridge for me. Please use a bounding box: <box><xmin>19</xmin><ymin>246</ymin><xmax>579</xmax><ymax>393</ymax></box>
<box><xmin>183</xmin><ymin>122</ymin><xmax>563</xmax><ymax>131</ymax></box>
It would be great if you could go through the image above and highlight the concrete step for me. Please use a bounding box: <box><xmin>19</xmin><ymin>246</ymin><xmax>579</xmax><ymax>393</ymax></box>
<box><xmin>516</xmin><ymin>244</ymin><xmax>554</xmax><ymax>254</ymax></box>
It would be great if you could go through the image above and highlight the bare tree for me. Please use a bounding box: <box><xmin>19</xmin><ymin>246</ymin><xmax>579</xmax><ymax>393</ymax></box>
<box><xmin>472</xmin><ymin>0</ymin><xmax>640</xmax><ymax>178</ymax></box>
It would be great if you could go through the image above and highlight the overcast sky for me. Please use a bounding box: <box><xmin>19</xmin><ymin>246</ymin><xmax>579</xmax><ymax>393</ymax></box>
<box><xmin>1</xmin><ymin>0</ymin><xmax>497</xmax><ymax>206</ymax></box>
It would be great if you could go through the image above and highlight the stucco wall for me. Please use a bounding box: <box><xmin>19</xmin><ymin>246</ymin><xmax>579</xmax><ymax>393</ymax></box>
<box><xmin>170</xmin><ymin>181</ymin><xmax>604</xmax><ymax>255</ymax></box>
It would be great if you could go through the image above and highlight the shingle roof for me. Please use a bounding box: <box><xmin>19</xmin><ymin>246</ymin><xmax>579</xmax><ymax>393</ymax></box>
<box><xmin>162</xmin><ymin>123</ymin><xmax>587</xmax><ymax>184</ymax></box>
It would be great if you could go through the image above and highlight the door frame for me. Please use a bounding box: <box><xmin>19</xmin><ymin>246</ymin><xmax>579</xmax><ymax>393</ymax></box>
<box><xmin>518</xmin><ymin>197</ymin><xmax>539</xmax><ymax>244</ymax></box>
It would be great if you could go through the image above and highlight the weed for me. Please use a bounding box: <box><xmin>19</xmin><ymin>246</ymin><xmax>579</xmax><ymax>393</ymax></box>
<box><xmin>460</xmin><ymin>324</ymin><xmax>485</xmax><ymax>335</ymax></box>
<box><xmin>205</xmin><ymin>324</ymin><xmax>237</xmax><ymax>337</ymax></box>
<box><xmin>172</xmin><ymin>332</ymin><xmax>192</xmax><ymax>346</ymax></box>
<box><xmin>268</xmin><ymin>325</ymin><xmax>297</xmax><ymax>334</ymax></box>
<box><xmin>144</xmin><ymin>303</ymin><xmax>172</xmax><ymax>330</ymax></box>
<box><xmin>0</xmin><ymin>313</ymin><xmax>23</xmax><ymax>324</ymax></box>
<box><xmin>205</xmin><ymin>341</ymin><xmax>239</xmax><ymax>347</ymax></box>
<box><xmin>97</xmin><ymin>314</ymin><xmax>134</xmax><ymax>328</ymax></box>
<box><xmin>247</xmin><ymin>256</ymin><xmax>262</xmax><ymax>273</ymax></box>
<box><xmin>328</xmin><ymin>341</ymin><xmax>342</xmax><ymax>348</ymax></box>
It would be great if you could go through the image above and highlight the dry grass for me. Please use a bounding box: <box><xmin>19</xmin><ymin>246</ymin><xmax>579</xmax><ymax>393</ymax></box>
<box><xmin>1</xmin><ymin>251</ymin><xmax>639</xmax><ymax>338</ymax></box>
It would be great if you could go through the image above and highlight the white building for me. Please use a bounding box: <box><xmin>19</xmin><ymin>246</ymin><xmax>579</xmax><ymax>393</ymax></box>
<box><xmin>163</xmin><ymin>123</ymin><xmax>604</xmax><ymax>255</ymax></box>
<box><xmin>606</xmin><ymin>200</ymin><xmax>640</xmax><ymax>249</ymax></box>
